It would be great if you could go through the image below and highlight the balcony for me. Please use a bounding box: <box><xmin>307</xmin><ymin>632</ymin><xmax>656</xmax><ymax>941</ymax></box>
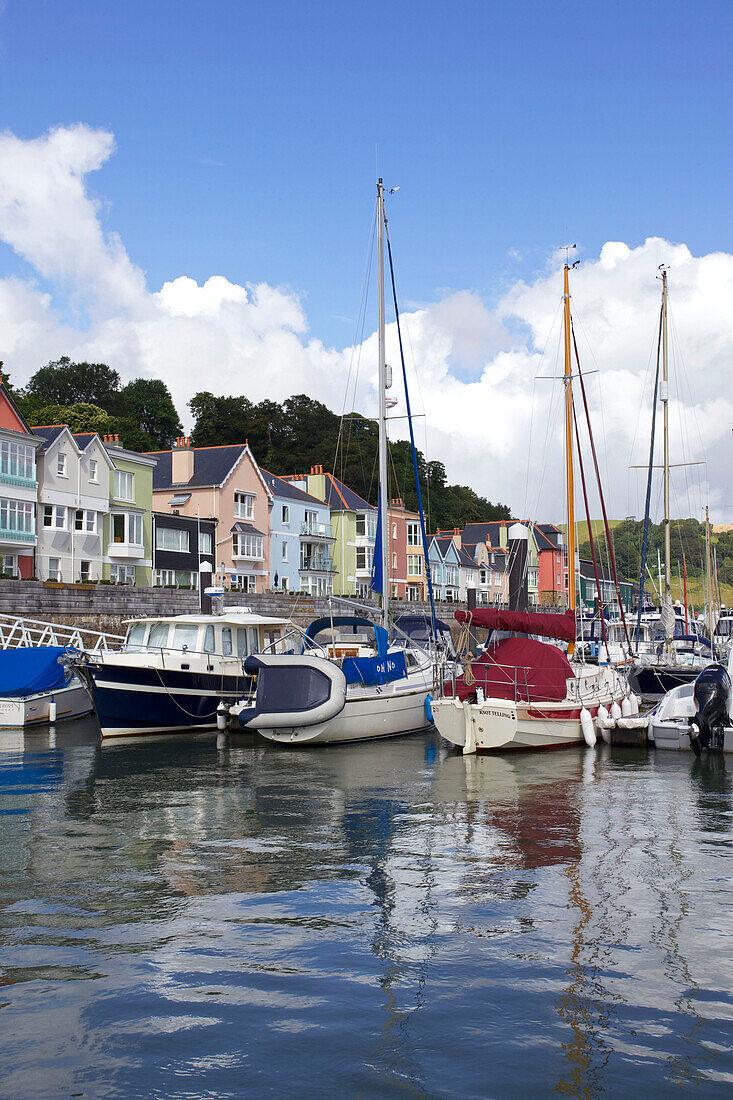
<box><xmin>0</xmin><ymin>527</ymin><xmax>35</xmax><ymax>544</ymax></box>
<box><xmin>0</xmin><ymin>473</ymin><xmax>37</xmax><ymax>490</ymax></box>
<box><xmin>300</xmin><ymin>521</ymin><xmax>334</xmax><ymax>540</ymax></box>
<box><xmin>108</xmin><ymin>541</ymin><xmax>145</xmax><ymax>559</ymax></box>
<box><xmin>299</xmin><ymin>553</ymin><xmax>335</xmax><ymax>573</ymax></box>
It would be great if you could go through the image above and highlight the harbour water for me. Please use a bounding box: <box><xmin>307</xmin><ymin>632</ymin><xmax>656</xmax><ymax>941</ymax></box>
<box><xmin>1</xmin><ymin>723</ymin><xmax>733</xmax><ymax>1098</ymax></box>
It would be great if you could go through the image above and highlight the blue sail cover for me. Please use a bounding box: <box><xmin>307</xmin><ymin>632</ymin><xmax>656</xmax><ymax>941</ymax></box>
<box><xmin>370</xmin><ymin>492</ymin><xmax>383</xmax><ymax>595</ymax></box>
<box><xmin>0</xmin><ymin>646</ymin><xmax>71</xmax><ymax>698</ymax></box>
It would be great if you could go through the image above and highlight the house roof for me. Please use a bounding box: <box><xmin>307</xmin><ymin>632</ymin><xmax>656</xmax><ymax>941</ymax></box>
<box><xmin>231</xmin><ymin>521</ymin><xmax>265</xmax><ymax>536</ymax></box>
<box><xmin>29</xmin><ymin>424</ymin><xmax>68</xmax><ymax>448</ymax></box>
<box><xmin>147</xmin><ymin>444</ymin><xmax>250</xmax><ymax>490</ymax></box>
<box><xmin>457</xmin><ymin>547</ymin><xmax>478</xmax><ymax>569</ymax></box>
<box><xmin>73</xmin><ymin>433</ymin><xmax>96</xmax><ymax>450</ymax></box>
<box><xmin>1</xmin><ymin>383</ymin><xmax>34</xmax><ymax>435</ymax></box>
<box><xmin>534</xmin><ymin>523</ymin><xmax>562</xmax><ymax>551</ymax></box>
<box><xmin>261</xmin><ymin>469</ymin><xmax>326</xmax><ymax>506</ymax></box>
<box><xmin>283</xmin><ymin>471</ymin><xmax>375</xmax><ymax>512</ymax></box>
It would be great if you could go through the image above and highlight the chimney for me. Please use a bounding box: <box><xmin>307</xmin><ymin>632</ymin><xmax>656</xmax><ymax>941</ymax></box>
<box><xmin>172</xmin><ymin>435</ymin><xmax>194</xmax><ymax>485</ymax></box>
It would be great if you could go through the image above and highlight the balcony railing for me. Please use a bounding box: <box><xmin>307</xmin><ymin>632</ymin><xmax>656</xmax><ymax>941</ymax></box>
<box><xmin>300</xmin><ymin>521</ymin><xmax>333</xmax><ymax>539</ymax></box>
<box><xmin>299</xmin><ymin>554</ymin><xmax>335</xmax><ymax>573</ymax></box>
<box><xmin>0</xmin><ymin>527</ymin><xmax>36</xmax><ymax>543</ymax></box>
<box><xmin>0</xmin><ymin>473</ymin><xmax>37</xmax><ymax>489</ymax></box>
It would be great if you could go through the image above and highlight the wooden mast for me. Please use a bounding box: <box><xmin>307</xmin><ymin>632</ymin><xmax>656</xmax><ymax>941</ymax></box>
<box><xmin>376</xmin><ymin>179</ymin><xmax>390</xmax><ymax>629</ymax></box>
<box><xmin>563</xmin><ymin>263</ymin><xmax>576</xmax><ymax>636</ymax></box>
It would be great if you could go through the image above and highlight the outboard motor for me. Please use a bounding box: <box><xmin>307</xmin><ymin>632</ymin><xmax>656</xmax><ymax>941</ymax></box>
<box><xmin>689</xmin><ymin>664</ymin><xmax>732</xmax><ymax>757</ymax></box>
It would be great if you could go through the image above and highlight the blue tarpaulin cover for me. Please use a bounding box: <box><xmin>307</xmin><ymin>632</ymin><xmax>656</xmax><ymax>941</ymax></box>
<box><xmin>0</xmin><ymin>646</ymin><xmax>71</xmax><ymax>698</ymax></box>
<box><xmin>342</xmin><ymin>651</ymin><xmax>407</xmax><ymax>686</ymax></box>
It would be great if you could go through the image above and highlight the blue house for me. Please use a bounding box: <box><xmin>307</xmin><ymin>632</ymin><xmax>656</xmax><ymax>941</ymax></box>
<box><xmin>427</xmin><ymin>534</ymin><xmax>462</xmax><ymax>602</ymax></box>
<box><xmin>261</xmin><ymin>470</ymin><xmax>335</xmax><ymax>596</ymax></box>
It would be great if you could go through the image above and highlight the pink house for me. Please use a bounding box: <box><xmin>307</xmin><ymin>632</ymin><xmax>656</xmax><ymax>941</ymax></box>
<box><xmin>387</xmin><ymin>498</ymin><xmax>426</xmax><ymax>601</ymax></box>
<box><xmin>147</xmin><ymin>437</ymin><xmax>273</xmax><ymax>593</ymax></box>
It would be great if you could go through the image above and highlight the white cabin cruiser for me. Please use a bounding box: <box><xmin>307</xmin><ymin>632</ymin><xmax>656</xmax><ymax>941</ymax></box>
<box><xmin>649</xmin><ymin>649</ymin><xmax>733</xmax><ymax>754</ymax></box>
<box><xmin>75</xmin><ymin>607</ymin><xmax>289</xmax><ymax>738</ymax></box>
<box><xmin>0</xmin><ymin>645</ymin><xmax>92</xmax><ymax>728</ymax></box>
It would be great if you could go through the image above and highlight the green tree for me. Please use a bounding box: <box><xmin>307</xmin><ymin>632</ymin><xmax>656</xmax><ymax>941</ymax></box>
<box><xmin>118</xmin><ymin>379</ymin><xmax>182</xmax><ymax>449</ymax></box>
<box><xmin>189</xmin><ymin>392</ymin><xmax>255</xmax><ymax>447</ymax></box>
<box><xmin>23</xmin><ymin>357</ymin><xmax>121</xmax><ymax>410</ymax></box>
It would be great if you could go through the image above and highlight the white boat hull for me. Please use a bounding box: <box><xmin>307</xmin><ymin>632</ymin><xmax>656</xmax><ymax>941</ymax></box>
<box><xmin>257</xmin><ymin>677</ymin><xmax>432</xmax><ymax>746</ymax></box>
<box><xmin>432</xmin><ymin>667</ymin><xmax>627</xmax><ymax>753</ymax></box>
<box><xmin>0</xmin><ymin>678</ymin><xmax>92</xmax><ymax>728</ymax></box>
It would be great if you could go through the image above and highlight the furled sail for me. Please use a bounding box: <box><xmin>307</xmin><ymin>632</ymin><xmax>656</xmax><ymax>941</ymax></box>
<box><xmin>454</xmin><ymin>607</ymin><xmax>576</xmax><ymax>643</ymax></box>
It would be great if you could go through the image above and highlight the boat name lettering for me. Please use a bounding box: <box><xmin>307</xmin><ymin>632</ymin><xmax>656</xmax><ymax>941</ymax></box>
<box><xmin>479</xmin><ymin>708</ymin><xmax>514</xmax><ymax>719</ymax></box>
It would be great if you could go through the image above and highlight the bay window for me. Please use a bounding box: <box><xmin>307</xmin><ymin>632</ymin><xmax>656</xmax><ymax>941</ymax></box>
<box><xmin>232</xmin><ymin>532</ymin><xmax>263</xmax><ymax>559</ymax></box>
<box><xmin>111</xmin><ymin>512</ymin><xmax>143</xmax><ymax>545</ymax></box>
<box><xmin>1</xmin><ymin>440</ymin><xmax>35</xmax><ymax>481</ymax></box>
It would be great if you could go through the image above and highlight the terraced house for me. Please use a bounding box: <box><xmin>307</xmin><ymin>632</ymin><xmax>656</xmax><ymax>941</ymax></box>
<box><xmin>100</xmin><ymin>435</ymin><xmax>157</xmax><ymax>586</ymax></box>
<box><xmin>32</xmin><ymin>426</ymin><xmax>113</xmax><ymax>582</ymax></box>
<box><xmin>260</xmin><ymin>470</ymin><xmax>334</xmax><ymax>596</ymax></box>
<box><xmin>0</xmin><ymin>382</ymin><xmax>40</xmax><ymax>579</ymax></box>
<box><xmin>149</xmin><ymin>437</ymin><xmax>272</xmax><ymax>593</ymax></box>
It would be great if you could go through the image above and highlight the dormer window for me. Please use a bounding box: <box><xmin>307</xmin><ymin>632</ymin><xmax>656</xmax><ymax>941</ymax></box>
<box><xmin>57</xmin><ymin>452</ymin><xmax>67</xmax><ymax>477</ymax></box>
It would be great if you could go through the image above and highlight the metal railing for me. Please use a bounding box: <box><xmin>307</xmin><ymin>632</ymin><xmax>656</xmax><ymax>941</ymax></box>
<box><xmin>300</xmin><ymin>521</ymin><xmax>333</xmax><ymax>538</ymax></box>
<box><xmin>0</xmin><ymin>614</ymin><xmax>125</xmax><ymax>653</ymax></box>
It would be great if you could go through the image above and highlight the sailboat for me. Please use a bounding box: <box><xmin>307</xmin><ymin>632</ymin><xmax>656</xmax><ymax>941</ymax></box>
<box><xmin>238</xmin><ymin>181</ymin><xmax>441</xmax><ymax>746</ymax></box>
<box><xmin>429</xmin><ymin>262</ymin><xmax>628</xmax><ymax>753</ymax></box>
<box><xmin>626</xmin><ymin>269</ymin><xmax>715</xmax><ymax>702</ymax></box>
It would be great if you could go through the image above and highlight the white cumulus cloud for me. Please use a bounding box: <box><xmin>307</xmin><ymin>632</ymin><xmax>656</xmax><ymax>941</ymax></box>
<box><xmin>0</xmin><ymin>124</ymin><xmax>731</xmax><ymax>525</ymax></box>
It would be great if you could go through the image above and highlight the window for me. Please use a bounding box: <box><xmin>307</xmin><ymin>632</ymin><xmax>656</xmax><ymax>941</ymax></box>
<box><xmin>43</xmin><ymin>505</ymin><xmax>66</xmax><ymax>529</ymax></box>
<box><xmin>75</xmin><ymin>509</ymin><xmax>97</xmax><ymax>533</ymax></box>
<box><xmin>221</xmin><ymin>628</ymin><xmax>233</xmax><ymax>655</ymax></box>
<box><xmin>57</xmin><ymin>451</ymin><xmax>67</xmax><ymax>477</ymax></box>
<box><xmin>282</xmin><ymin>505</ymin><xmax>290</xmax><ymax>524</ymax></box>
<box><xmin>204</xmin><ymin>625</ymin><xmax>215</xmax><ymax>653</ymax></box>
<box><xmin>112</xmin><ymin>512</ymin><xmax>143</xmax><ymax>545</ymax></box>
<box><xmin>0</xmin><ymin>440</ymin><xmax>35</xmax><ymax>481</ymax></box>
<box><xmin>234</xmin><ymin>492</ymin><xmax>254</xmax><ymax>519</ymax></box>
<box><xmin>0</xmin><ymin>554</ymin><xmax>17</xmax><ymax>577</ymax></box>
<box><xmin>110</xmin><ymin>564</ymin><xmax>135</xmax><ymax>584</ymax></box>
<box><xmin>407</xmin><ymin>554</ymin><xmax>422</xmax><ymax>576</ymax></box>
<box><xmin>407</xmin><ymin>523</ymin><xmax>421</xmax><ymax>547</ymax></box>
<box><xmin>232</xmin><ymin>532</ymin><xmax>263</xmax><ymax>559</ymax></box>
<box><xmin>48</xmin><ymin>557</ymin><xmax>61</xmax><ymax>581</ymax></box>
<box><xmin>445</xmin><ymin>566</ymin><xmax>458</xmax><ymax>587</ymax></box>
<box><xmin>125</xmin><ymin>622</ymin><xmax>147</xmax><ymax>652</ymax></box>
<box><xmin>231</xmin><ymin>574</ymin><xmax>256</xmax><ymax>592</ymax></box>
<box><xmin>480</xmin><ymin>567</ymin><xmax>488</xmax><ymax>584</ymax></box>
<box><xmin>392</xmin><ymin>553</ymin><xmax>397</xmax><ymax>569</ymax></box>
<box><xmin>173</xmin><ymin>624</ymin><xmax>198</xmax><ymax>651</ymax></box>
<box><xmin>89</xmin><ymin>458</ymin><xmax>98</xmax><ymax>483</ymax></box>
<box><xmin>392</xmin><ymin>524</ymin><xmax>397</xmax><ymax>540</ymax></box>
<box><xmin>282</xmin><ymin>540</ymin><xmax>288</xmax><ymax>562</ymax></box>
<box><xmin>392</xmin><ymin>583</ymin><xmax>398</xmax><ymax>597</ymax></box>
<box><xmin>148</xmin><ymin>622</ymin><xmax>169</xmax><ymax>647</ymax></box>
<box><xmin>79</xmin><ymin>560</ymin><xmax>91</xmax><ymax>581</ymax></box>
<box><xmin>0</xmin><ymin>499</ymin><xmax>34</xmax><ymax>535</ymax></box>
<box><xmin>356</xmin><ymin>513</ymin><xmax>366</xmax><ymax>536</ymax></box>
<box><xmin>236</xmin><ymin>628</ymin><xmax>249</xmax><ymax>657</ymax></box>
<box><xmin>355</xmin><ymin>546</ymin><xmax>373</xmax><ymax>571</ymax></box>
<box><xmin>155</xmin><ymin>527</ymin><xmax>190</xmax><ymax>552</ymax></box>
<box><xmin>154</xmin><ymin>569</ymin><xmax>177</xmax><ymax>586</ymax></box>
<box><xmin>199</xmin><ymin>531</ymin><xmax>212</xmax><ymax>554</ymax></box>
<box><xmin>114</xmin><ymin>470</ymin><xmax>134</xmax><ymax>501</ymax></box>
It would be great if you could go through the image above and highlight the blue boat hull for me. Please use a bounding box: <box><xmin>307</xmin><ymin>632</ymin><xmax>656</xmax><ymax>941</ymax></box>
<box><xmin>84</xmin><ymin>662</ymin><xmax>253</xmax><ymax>738</ymax></box>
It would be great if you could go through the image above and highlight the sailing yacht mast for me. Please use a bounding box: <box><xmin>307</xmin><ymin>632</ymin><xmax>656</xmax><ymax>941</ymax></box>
<box><xmin>660</xmin><ymin>267</ymin><xmax>672</xmax><ymax>650</ymax></box>
<box><xmin>563</xmin><ymin>264</ymin><xmax>576</xmax><ymax>629</ymax></box>
<box><xmin>376</xmin><ymin>179</ymin><xmax>390</xmax><ymax>629</ymax></box>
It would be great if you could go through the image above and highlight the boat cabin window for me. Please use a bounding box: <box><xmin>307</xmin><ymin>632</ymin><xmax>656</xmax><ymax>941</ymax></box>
<box><xmin>126</xmin><ymin>622</ymin><xmax>147</xmax><ymax>651</ymax></box>
<box><xmin>203</xmin><ymin>625</ymin><xmax>215</xmax><ymax>653</ymax></box>
<box><xmin>222</xmin><ymin>627</ymin><xmax>233</xmax><ymax>656</ymax></box>
<box><xmin>250</xmin><ymin>627</ymin><xmax>259</xmax><ymax>653</ymax></box>
<box><xmin>173</xmin><ymin>624</ymin><xmax>199</xmax><ymax>651</ymax></box>
<box><xmin>149</xmin><ymin>622</ymin><xmax>170</xmax><ymax>649</ymax></box>
<box><xmin>236</xmin><ymin>628</ymin><xmax>249</xmax><ymax>657</ymax></box>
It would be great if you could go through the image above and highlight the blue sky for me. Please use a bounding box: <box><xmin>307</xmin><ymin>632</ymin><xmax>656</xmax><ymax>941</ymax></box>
<box><xmin>0</xmin><ymin>1</ymin><xmax>731</xmax><ymax>519</ymax></box>
<box><xmin>2</xmin><ymin>0</ymin><xmax>731</xmax><ymax>347</ymax></box>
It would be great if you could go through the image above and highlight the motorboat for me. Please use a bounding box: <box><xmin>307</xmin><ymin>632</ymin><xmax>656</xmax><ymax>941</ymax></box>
<box><xmin>649</xmin><ymin>649</ymin><xmax>733</xmax><ymax>754</ymax></box>
<box><xmin>0</xmin><ymin>645</ymin><xmax>92</xmax><ymax>728</ymax></box>
<box><xmin>238</xmin><ymin>615</ymin><xmax>438</xmax><ymax>746</ymax></box>
<box><xmin>74</xmin><ymin>607</ymin><xmax>290</xmax><ymax>738</ymax></box>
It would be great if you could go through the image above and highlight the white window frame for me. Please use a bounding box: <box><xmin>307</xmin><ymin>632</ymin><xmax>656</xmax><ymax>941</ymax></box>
<box><xmin>282</xmin><ymin>504</ymin><xmax>290</xmax><ymax>524</ymax></box>
<box><xmin>48</xmin><ymin>557</ymin><xmax>61</xmax><ymax>582</ymax></box>
<box><xmin>282</xmin><ymin>540</ymin><xmax>288</xmax><ymax>562</ymax></box>
<box><xmin>89</xmin><ymin>458</ymin><xmax>98</xmax><ymax>483</ymax></box>
<box><xmin>406</xmin><ymin>523</ymin><xmax>421</xmax><ymax>547</ymax></box>
<box><xmin>75</xmin><ymin>509</ymin><xmax>97</xmax><ymax>533</ymax></box>
<box><xmin>43</xmin><ymin>504</ymin><xmax>66</xmax><ymax>530</ymax></box>
<box><xmin>233</xmin><ymin>492</ymin><xmax>254</xmax><ymax>520</ymax></box>
<box><xmin>232</xmin><ymin>532</ymin><xmax>263</xmax><ymax>559</ymax></box>
<box><xmin>407</xmin><ymin>554</ymin><xmax>422</xmax><ymax>577</ymax></box>
<box><xmin>57</xmin><ymin>451</ymin><xmax>67</xmax><ymax>478</ymax></box>
<box><xmin>114</xmin><ymin>470</ymin><xmax>134</xmax><ymax>502</ymax></box>
<box><xmin>110</xmin><ymin>564</ymin><xmax>136</xmax><ymax>585</ymax></box>
<box><xmin>199</xmin><ymin>531</ymin><xmax>212</xmax><ymax>555</ymax></box>
<box><xmin>155</xmin><ymin>527</ymin><xmax>190</xmax><ymax>553</ymax></box>
<box><xmin>111</xmin><ymin>511</ymin><xmax>144</xmax><ymax>546</ymax></box>
<box><xmin>1</xmin><ymin>440</ymin><xmax>35</xmax><ymax>481</ymax></box>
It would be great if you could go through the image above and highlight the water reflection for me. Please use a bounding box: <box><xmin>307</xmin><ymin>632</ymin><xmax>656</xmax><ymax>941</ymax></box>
<box><xmin>0</xmin><ymin>728</ymin><xmax>732</xmax><ymax>1097</ymax></box>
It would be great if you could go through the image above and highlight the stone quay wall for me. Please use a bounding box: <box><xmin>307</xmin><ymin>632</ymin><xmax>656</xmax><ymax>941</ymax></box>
<box><xmin>0</xmin><ymin>580</ymin><xmax>460</xmax><ymax>635</ymax></box>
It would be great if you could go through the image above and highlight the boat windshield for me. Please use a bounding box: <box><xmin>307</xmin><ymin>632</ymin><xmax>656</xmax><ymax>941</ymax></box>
<box><xmin>123</xmin><ymin>619</ymin><xmax>281</xmax><ymax>656</ymax></box>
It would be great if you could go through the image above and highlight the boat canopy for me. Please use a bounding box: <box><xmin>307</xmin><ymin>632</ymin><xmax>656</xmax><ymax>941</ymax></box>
<box><xmin>451</xmin><ymin>637</ymin><xmax>573</xmax><ymax>703</ymax></box>
<box><xmin>0</xmin><ymin>646</ymin><xmax>71</xmax><ymax>697</ymax></box>
<box><xmin>454</xmin><ymin>607</ymin><xmax>576</xmax><ymax>643</ymax></box>
<box><xmin>304</xmin><ymin>616</ymin><xmax>389</xmax><ymax>658</ymax></box>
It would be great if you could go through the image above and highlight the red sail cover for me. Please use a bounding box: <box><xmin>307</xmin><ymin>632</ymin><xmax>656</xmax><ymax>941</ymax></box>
<box><xmin>453</xmin><ymin>637</ymin><xmax>573</xmax><ymax>703</ymax></box>
<box><xmin>454</xmin><ymin>607</ymin><xmax>576</xmax><ymax>642</ymax></box>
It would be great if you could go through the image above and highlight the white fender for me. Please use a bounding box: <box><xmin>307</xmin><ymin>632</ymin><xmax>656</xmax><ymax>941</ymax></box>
<box><xmin>629</xmin><ymin>693</ymin><xmax>639</xmax><ymax>716</ymax></box>
<box><xmin>610</xmin><ymin>700</ymin><xmax>622</xmax><ymax>722</ymax></box>
<box><xmin>240</xmin><ymin>654</ymin><xmax>347</xmax><ymax>730</ymax></box>
<box><xmin>580</xmin><ymin>706</ymin><xmax>596</xmax><ymax>747</ymax></box>
<box><xmin>621</xmin><ymin>695</ymin><xmax>632</xmax><ymax>717</ymax></box>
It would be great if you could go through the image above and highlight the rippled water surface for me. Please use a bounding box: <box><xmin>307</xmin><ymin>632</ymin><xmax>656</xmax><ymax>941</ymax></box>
<box><xmin>2</xmin><ymin>722</ymin><xmax>733</xmax><ymax>1098</ymax></box>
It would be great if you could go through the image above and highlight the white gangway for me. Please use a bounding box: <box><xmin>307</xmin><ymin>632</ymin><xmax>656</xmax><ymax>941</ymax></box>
<box><xmin>0</xmin><ymin>614</ymin><xmax>124</xmax><ymax>653</ymax></box>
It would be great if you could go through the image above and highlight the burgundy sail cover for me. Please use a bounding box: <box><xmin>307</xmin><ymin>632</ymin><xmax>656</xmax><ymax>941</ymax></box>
<box><xmin>454</xmin><ymin>607</ymin><xmax>576</xmax><ymax>643</ymax></box>
<box><xmin>452</xmin><ymin>636</ymin><xmax>573</xmax><ymax>703</ymax></box>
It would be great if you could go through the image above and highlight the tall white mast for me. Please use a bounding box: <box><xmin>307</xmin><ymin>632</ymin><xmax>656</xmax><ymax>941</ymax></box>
<box><xmin>376</xmin><ymin>179</ymin><xmax>390</xmax><ymax>629</ymax></box>
<box><xmin>660</xmin><ymin>267</ymin><xmax>672</xmax><ymax>651</ymax></box>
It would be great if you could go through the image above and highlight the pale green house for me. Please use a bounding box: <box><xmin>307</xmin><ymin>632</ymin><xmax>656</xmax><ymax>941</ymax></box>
<box><xmin>93</xmin><ymin>435</ymin><xmax>157</xmax><ymax>586</ymax></box>
<box><xmin>283</xmin><ymin>465</ymin><xmax>376</xmax><ymax>597</ymax></box>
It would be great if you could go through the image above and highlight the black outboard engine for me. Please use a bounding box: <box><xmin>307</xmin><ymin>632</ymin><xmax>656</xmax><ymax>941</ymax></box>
<box><xmin>689</xmin><ymin>664</ymin><xmax>732</xmax><ymax>757</ymax></box>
